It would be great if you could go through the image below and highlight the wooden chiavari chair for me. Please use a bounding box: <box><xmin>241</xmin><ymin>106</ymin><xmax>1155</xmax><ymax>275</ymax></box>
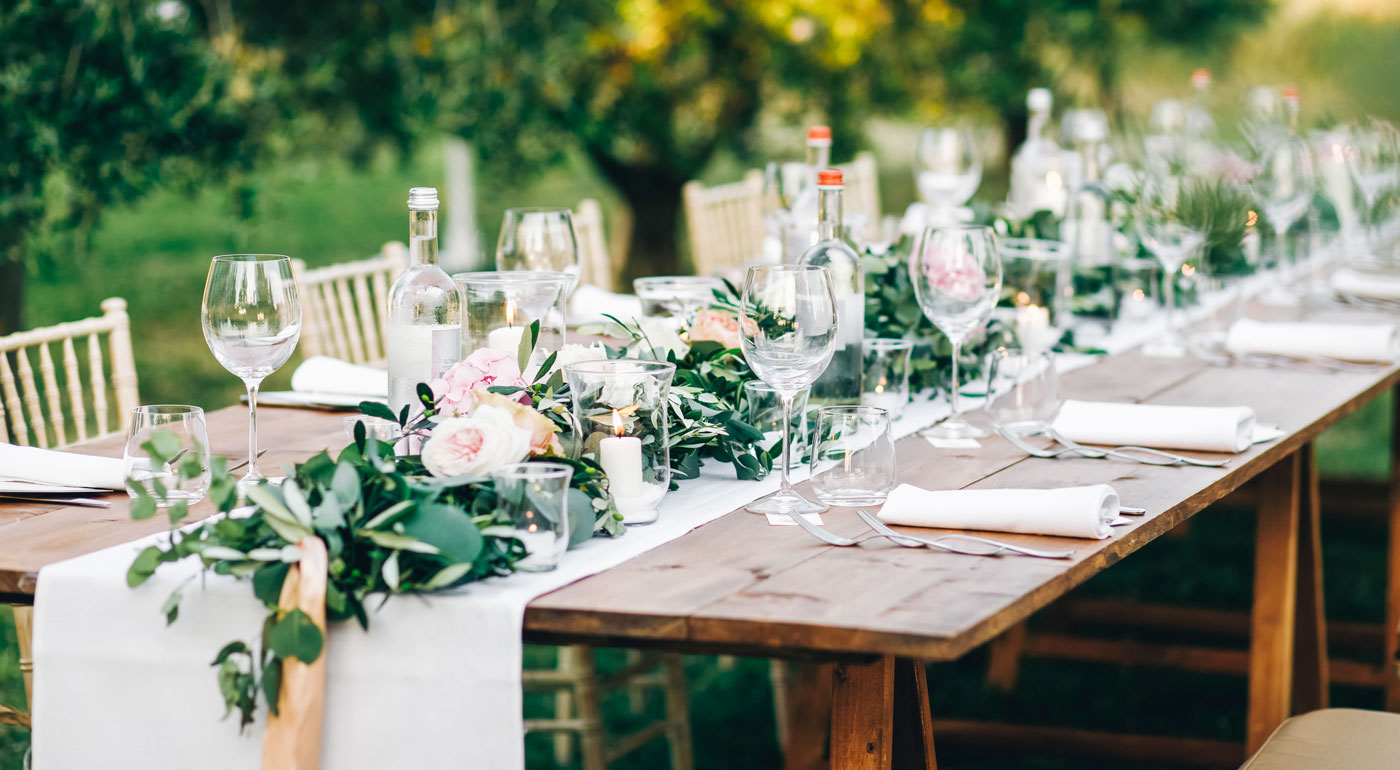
<box><xmin>574</xmin><ymin>198</ymin><xmax>624</xmax><ymax>292</ymax></box>
<box><xmin>682</xmin><ymin>171</ymin><xmax>767</xmax><ymax>279</ymax></box>
<box><xmin>292</xmin><ymin>242</ymin><xmax>408</xmax><ymax>366</ymax></box>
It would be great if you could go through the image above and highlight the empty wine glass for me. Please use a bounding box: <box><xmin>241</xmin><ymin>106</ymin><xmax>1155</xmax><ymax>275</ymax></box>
<box><xmin>496</xmin><ymin>208</ymin><xmax>581</xmax><ymax>286</ymax></box>
<box><xmin>1135</xmin><ymin>173</ymin><xmax>1207</xmax><ymax>357</ymax></box>
<box><xmin>739</xmin><ymin>264</ymin><xmax>837</xmax><ymax>516</ymax></box>
<box><xmin>909</xmin><ymin>225</ymin><xmax>1002</xmax><ymax>440</ymax></box>
<box><xmin>202</xmin><ymin>255</ymin><xmax>301</xmax><ymax>489</ymax></box>
<box><xmin>1254</xmin><ymin>135</ymin><xmax>1316</xmax><ymax>298</ymax></box>
<box><xmin>915</xmin><ymin>126</ymin><xmax>982</xmax><ymax>225</ymax></box>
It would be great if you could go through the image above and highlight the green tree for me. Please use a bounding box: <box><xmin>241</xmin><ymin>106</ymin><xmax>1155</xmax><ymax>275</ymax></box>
<box><xmin>0</xmin><ymin>0</ymin><xmax>256</xmax><ymax>334</ymax></box>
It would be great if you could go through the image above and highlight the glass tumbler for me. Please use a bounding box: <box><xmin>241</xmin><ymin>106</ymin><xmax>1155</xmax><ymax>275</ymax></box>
<box><xmin>861</xmin><ymin>339</ymin><xmax>913</xmax><ymax>419</ymax></box>
<box><xmin>986</xmin><ymin>349</ymin><xmax>1062</xmax><ymax>436</ymax></box>
<box><xmin>633</xmin><ymin>276</ymin><xmax>725</xmax><ymax>321</ymax></box>
<box><xmin>453</xmin><ymin>271</ymin><xmax>570</xmax><ymax>373</ymax></box>
<box><xmin>491</xmin><ymin>462</ymin><xmax>573</xmax><ymax>572</ymax></box>
<box><xmin>742</xmin><ymin>381</ymin><xmax>809</xmax><ymax>470</ymax></box>
<box><xmin>809</xmin><ymin>406</ymin><xmax>897</xmax><ymax>507</ymax></box>
<box><xmin>123</xmin><ymin>405</ymin><xmax>212</xmax><ymax>506</ymax></box>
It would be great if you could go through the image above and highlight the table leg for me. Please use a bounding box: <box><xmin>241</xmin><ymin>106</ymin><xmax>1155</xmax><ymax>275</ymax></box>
<box><xmin>1386</xmin><ymin>386</ymin><xmax>1400</xmax><ymax>711</ymax></box>
<box><xmin>830</xmin><ymin>656</ymin><xmax>936</xmax><ymax>770</ymax></box>
<box><xmin>783</xmin><ymin>662</ymin><xmax>834</xmax><ymax>770</ymax></box>
<box><xmin>1293</xmin><ymin>443</ymin><xmax>1329</xmax><ymax>713</ymax></box>
<box><xmin>1248</xmin><ymin>450</ymin><xmax>1301</xmax><ymax>753</ymax></box>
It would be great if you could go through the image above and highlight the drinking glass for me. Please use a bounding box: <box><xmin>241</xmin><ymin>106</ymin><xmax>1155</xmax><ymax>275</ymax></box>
<box><xmin>202</xmin><ymin>255</ymin><xmax>301</xmax><ymax>489</ymax></box>
<box><xmin>1253</xmin><ymin>135</ymin><xmax>1316</xmax><ymax>294</ymax></box>
<box><xmin>809</xmin><ymin>406</ymin><xmax>897</xmax><ymax>507</ymax></box>
<box><xmin>495</xmin><ymin>208</ymin><xmax>581</xmax><ymax>286</ymax></box>
<box><xmin>633</xmin><ymin>276</ymin><xmax>725</xmax><ymax>321</ymax></box>
<box><xmin>915</xmin><ymin>126</ymin><xmax>981</xmax><ymax>224</ymax></box>
<box><xmin>123</xmin><ymin>405</ymin><xmax>211</xmax><ymax>506</ymax></box>
<box><xmin>908</xmin><ymin>225</ymin><xmax>1002</xmax><ymax>440</ymax></box>
<box><xmin>1134</xmin><ymin>174</ymin><xmax>1207</xmax><ymax>357</ymax></box>
<box><xmin>742</xmin><ymin>380</ymin><xmax>809</xmax><ymax>470</ymax></box>
<box><xmin>491</xmin><ymin>462</ymin><xmax>572</xmax><ymax>572</ymax></box>
<box><xmin>739</xmin><ymin>264</ymin><xmax>837</xmax><ymax>515</ymax></box>
<box><xmin>861</xmin><ymin>339</ymin><xmax>913</xmax><ymax>419</ymax></box>
<box><xmin>986</xmin><ymin>349</ymin><xmax>1061</xmax><ymax>436</ymax></box>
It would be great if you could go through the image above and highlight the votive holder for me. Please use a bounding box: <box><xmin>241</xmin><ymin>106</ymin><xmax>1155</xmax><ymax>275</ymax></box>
<box><xmin>634</xmin><ymin>276</ymin><xmax>725</xmax><ymax>321</ymax></box>
<box><xmin>1115</xmin><ymin>257</ymin><xmax>1161</xmax><ymax>323</ymax></box>
<box><xmin>565</xmin><ymin>359</ymin><xmax>676</xmax><ymax>525</ymax></box>
<box><xmin>999</xmin><ymin>237</ymin><xmax>1067</xmax><ymax>323</ymax></box>
<box><xmin>809</xmin><ymin>406</ymin><xmax>897</xmax><ymax>507</ymax></box>
<box><xmin>341</xmin><ymin>415</ymin><xmax>402</xmax><ymax>443</ymax></box>
<box><xmin>861</xmin><ymin>339</ymin><xmax>913</xmax><ymax>420</ymax></box>
<box><xmin>453</xmin><ymin>271</ymin><xmax>570</xmax><ymax>373</ymax></box>
<box><xmin>123</xmin><ymin>405</ymin><xmax>211</xmax><ymax>506</ymax></box>
<box><xmin>742</xmin><ymin>380</ymin><xmax>808</xmax><ymax>470</ymax></box>
<box><xmin>491</xmin><ymin>462</ymin><xmax>572</xmax><ymax>572</ymax></box>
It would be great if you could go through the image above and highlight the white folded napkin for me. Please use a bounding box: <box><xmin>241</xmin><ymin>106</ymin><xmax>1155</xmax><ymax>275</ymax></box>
<box><xmin>569</xmin><ymin>285</ymin><xmax>644</xmax><ymax>326</ymax></box>
<box><xmin>0</xmin><ymin>443</ymin><xmax>125</xmax><ymax>490</ymax></box>
<box><xmin>878</xmin><ymin>483</ymin><xmax>1119</xmax><ymax>539</ymax></box>
<box><xmin>1331</xmin><ymin>268</ymin><xmax>1400</xmax><ymax>301</ymax></box>
<box><xmin>1052</xmin><ymin>399</ymin><xmax>1255</xmax><ymax>453</ymax></box>
<box><xmin>1225</xmin><ymin>318</ymin><xmax>1397</xmax><ymax>364</ymax></box>
<box><xmin>290</xmin><ymin>356</ymin><xmax>388</xmax><ymax>398</ymax></box>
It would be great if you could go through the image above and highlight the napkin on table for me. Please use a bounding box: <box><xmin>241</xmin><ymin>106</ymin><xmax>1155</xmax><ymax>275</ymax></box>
<box><xmin>0</xmin><ymin>443</ymin><xmax>125</xmax><ymax>489</ymax></box>
<box><xmin>878</xmin><ymin>483</ymin><xmax>1119</xmax><ymax>539</ymax></box>
<box><xmin>569</xmin><ymin>285</ymin><xmax>644</xmax><ymax>326</ymax></box>
<box><xmin>1331</xmin><ymin>268</ymin><xmax>1400</xmax><ymax>301</ymax></box>
<box><xmin>290</xmin><ymin>356</ymin><xmax>388</xmax><ymax>398</ymax></box>
<box><xmin>1225</xmin><ymin>318</ymin><xmax>1397</xmax><ymax>364</ymax></box>
<box><xmin>1052</xmin><ymin>399</ymin><xmax>1255</xmax><ymax>454</ymax></box>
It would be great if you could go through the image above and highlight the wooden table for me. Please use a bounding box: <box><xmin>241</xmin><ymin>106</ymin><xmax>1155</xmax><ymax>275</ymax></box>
<box><xmin>5</xmin><ymin>337</ymin><xmax>1398</xmax><ymax>768</ymax></box>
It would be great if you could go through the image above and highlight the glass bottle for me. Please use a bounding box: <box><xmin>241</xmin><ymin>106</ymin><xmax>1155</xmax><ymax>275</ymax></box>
<box><xmin>1059</xmin><ymin>115</ymin><xmax>1119</xmax><ymax>327</ymax></box>
<box><xmin>799</xmin><ymin>169</ymin><xmax>864</xmax><ymax>404</ymax></box>
<box><xmin>784</xmin><ymin>125</ymin><xmax>835</xmax><ymax>262</ymax></box>
<box><xmin>1008</xmin><ymin>88</ymin><xmax>1067</xmax><ymax>219</ymax></box>
<box><xmin>387</xmin><ymin>187</ymin><xmax>462</xmax><ymax>436</ymax></box>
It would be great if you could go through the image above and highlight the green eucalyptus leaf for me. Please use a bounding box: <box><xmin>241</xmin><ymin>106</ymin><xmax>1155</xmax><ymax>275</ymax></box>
<box><xmin>331</xmin><ymin>462</ymin><xmax>360</xmax><ymax>507</ymax></box>
<box><xmin>267</xmin><ymin>608</ymin><xmax>323</xmax><ymax>664</ymax></box>
<box><xmin>211</xmin><ymin>641</ymin><xmax>249</xmax><ymax>666</ymax></box>
<box><xmin>362</xmin><ymin>500</ymin><xmax>415</xmax><ymax>530</ymax></box>
<box><xmin>246</xmin><ymin>485</ymin><xmax>313</xmax><ymax>543</ymax></box>
<box><xmin>359</xmin><ymin>529</ymin><xmax>441</xmax><ymax>554</ymax></box>
<box><xmin>161</xmin><ymin>588</ymin><xmax>183</xmax><ymax>625</ymax></box>
<box><xmin>382</xmin><ymin>551</ymin><xmax>401</xmax><ymax>591</ymax></box>
<box><xmin>253</xmin><ymin>563</ymin><xmax>291</xmax><ymax>608</ymax></box>
<box><xmin>359</xmin><ymin>401</ymin><xmax>397</xmax><ymax>422</ymax></box>
<box><xmin>422</xmin><ymin>562</ymin><xmax>474</xmax><ymax>589</ymax></box>
<box><xmin>400</xmin><ymin>502</ymin><xmax>482</xmax><ymax>563</ymax></box>
<box><xmin>127</xmin><ymin>546</ymin><xmax>163</xmax><ymax>587</ymax></box>
<box><xmin>262</xmin><ymin>656</ymin><xmax>283</xmax><ymax>717</ymax></box>
<box><xmin>281</xmin><ymin>481</ymin><xmax>313</xmax><ymax>527</ymax></box>
<box><xmin>130</xmin><ymin>492</ymin><xmax>157</xmax><ymax>521</ymax></box>
<box><xmin>167</xmin><ymin>500</ymin><xmax>189</xmax><ymax>527</ymax></box>
<box><xmin>142</xmin><ymin>429</ymin><xmax>182</xmax><ymax>465</ymax></box>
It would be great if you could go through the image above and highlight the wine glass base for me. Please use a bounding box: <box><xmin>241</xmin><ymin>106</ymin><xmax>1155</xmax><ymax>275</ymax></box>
<box><xmin>236</xmin><ymin>474</ymin><xmax>284</xmax><ymax>493</ymax></box>
<box><xmin>921</xmin><ymin>418</ymin><xmax>987</xmax><ymax>440</ymax></box>
<box><xmin>746</xmin><ymin>489</ymin><xmax>829</xmax><ymax>516</ymax></box>
<box><xmin>1258</xmin><ymin>287</ymin><xmax>1301</xmax><ymax>307</ymax></box>
<box><xmin>1142</xmin><ymin>339</ymin><xmax>1187</xmax><ymax>358</ymax></box>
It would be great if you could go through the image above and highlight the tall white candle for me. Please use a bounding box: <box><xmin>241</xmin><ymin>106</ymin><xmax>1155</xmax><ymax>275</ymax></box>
<box><xmin>487</xmin><ymin>325</ymin><xmax>524</xmax><ymax>355</ymax></box>
<box><xmin>598</xmin><ymin>409</ymin><xmax>643</xmax><ymax>498</ymax></box>
<box><xmin>1015</xmin><ymin>304</ymin><xmax>1055</xmax><ymax>354</ymax></box>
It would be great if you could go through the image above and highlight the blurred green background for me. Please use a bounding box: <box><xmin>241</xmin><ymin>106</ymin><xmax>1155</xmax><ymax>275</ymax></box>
<box><xmin>4</xmin><ymin>0</ymin><xmax>1400</xmax><ymax>767</ymax></box>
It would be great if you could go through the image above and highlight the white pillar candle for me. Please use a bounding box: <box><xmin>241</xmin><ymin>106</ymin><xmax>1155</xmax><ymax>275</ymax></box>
<box><xmin>1015</xmin><ymin>304</ymin><xmax>1054</xmax><ymax>354</ymax></box>
<box><xmin>599</xmin><ymin>409</ymin><xmax>643</xmax><ymax>498</ymax></box>
<box><xmin>486</xmin><ymin>298</ymin><xmax>525</xmax><ymax>355</ymax></box>
<box><xmin>513</xmin><ymin>527</ymin><xmax>561</xmax><ymax>571</ymax></box>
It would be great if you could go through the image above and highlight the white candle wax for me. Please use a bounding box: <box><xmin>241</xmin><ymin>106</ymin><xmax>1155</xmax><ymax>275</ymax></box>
<box><xmin>599</xmin><ymin>435</ymin><xmax>644</xmax><ymax>498</ymax></box>
<box><xmin>487</xmin><ymin>325</ymin><xmax>525</xmax><ymax>355</ymax></box>
<box><xmin>513</xmin><ymin>528</ymin><xmax>560</xmax><ymax>571</ymax></box>
<box><xmin>1015</xmin><ymin>304</ymin><xmax>1055</xmax><ymax>354</ymax></box>
<box><xmin>863</xmin><ymin>390</ymin><xmax>905</xmax><ymax>419</ymax></box>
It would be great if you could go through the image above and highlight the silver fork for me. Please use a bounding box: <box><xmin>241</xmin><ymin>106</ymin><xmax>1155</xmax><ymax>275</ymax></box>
<box><xmin>856</xmin><ymin>509</ymin><xmax>1076</xmax><ymax>559</ymax></box>
<box><xmin>784</xmin><ymin>507</ymin><xmax>1003</xmax><ymax>556</ymax></box>
<box><xmin>998</xmin><ymin>428</ymin><xmax>1178</xmax><ymax>466</ymax></box>
<box><xmin>1048</xmin><ymin>428</ymin><xmax>1231</xmax><ymax>468</ymax></box>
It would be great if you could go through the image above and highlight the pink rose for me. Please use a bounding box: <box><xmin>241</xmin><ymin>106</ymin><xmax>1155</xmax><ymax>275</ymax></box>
<box><xmin>688</xmin><ymin>309</ymin><xmax>742</xmax><ymax>349</ymax></box>
<box><xmin>430</xmin><ymin>348</ymin><xmax>528</xmax><ymax>417</ymax></box>
<box><xmin>420</xmin><ymin>405</ymin><xmax>532</xmax><ymax>478</ymax></box>
<box><xmin>919</xmin><ymin>243</ymin><xmax>986</xmax><ymax>303</ymax></box>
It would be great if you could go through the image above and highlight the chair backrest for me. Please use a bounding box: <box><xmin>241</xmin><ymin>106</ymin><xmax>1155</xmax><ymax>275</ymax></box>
<box><xmin>837</xmin><ymin>151</ymin><xmax>882</xmax><ymax>239</ymax></box>
<box><xmin>573</xmin><ymin>199</ymin><xmax>617</xmax><ymax>292</ymax></box>
<box><xmin>0</xmin><ymin>298</ymin><xmax>140</xmax><ymax>448</ymax></box>
<box><xmin>294</xmin><ymin>242</ymin><xmax>408</xmax><ymax>365</ymax></box>
<box><xmin>683</xmin><ymin>170</ymin><xmax>766</xmax><ymax>279</ymax></box>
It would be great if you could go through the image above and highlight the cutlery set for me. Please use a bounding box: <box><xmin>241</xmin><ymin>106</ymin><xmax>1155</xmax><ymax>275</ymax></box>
<box><xmin>0</xmin><ymin>449</ymin><xmax>267</xmax><ymax>507</ymax></box>
<box><xmin>786</xmin><ymin>504</ymin><xmax>1082</xmax><ymax>559</ymax></box>
<box><xmin>997</xmin><ymin>427</ymin><xmax>1230</xmax><ymax>468</ymax></box>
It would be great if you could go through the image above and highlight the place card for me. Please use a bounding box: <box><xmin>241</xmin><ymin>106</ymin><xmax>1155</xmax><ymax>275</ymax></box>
<box><xmin>923</xmin><ymin>436</ymin><xmax>981</xmax><ymax>450</ymax></box>
<box><xmin>765</xmin><ymin>512</ymin><xmax>823</xmax><ymax>527</ymax></box>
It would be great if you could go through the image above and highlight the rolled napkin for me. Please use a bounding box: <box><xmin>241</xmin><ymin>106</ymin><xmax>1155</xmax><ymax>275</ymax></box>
<box><xmin>0</xmin><ymin>443</ymin><xmax>125</xmax><ymax>490</ymax></box>
<box><xmin>290</xmin><ymin>356</ymin><xmax>388</xmax><ymax>398</ymax></box>
<box><xmin>569</xmin><ymin>285</ymin><xmax>644</xmax><ymax>326</ymax></box>
<box><xmin>1052</xmin><ymin>399</ymin><xmax>1255</xmax><ymax>453</ymax></box>
<box><xmin>878</xmin><ymin>483</ymin><xmax>1119</xmax><ymax>539</ymax></box>
<box><xmin>1225</xmin><ymin>318</ymin><xmax>1397</xmax><ymax>364</ymax></box>
<box><xmin>1331</xmin><ymin>268</ymin><xmax>1400</xmax><ymax>301</ymax></box>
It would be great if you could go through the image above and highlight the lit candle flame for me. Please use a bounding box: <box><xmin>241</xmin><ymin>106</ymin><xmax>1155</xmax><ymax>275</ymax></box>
<box><xmin>1015</xmin><ymin>291</ymin><xmax>1031</xmax><ymax>306</ymax></box>
<box><xmin>504</xmin><ymin>298</ymin><xmax>517</xmax><ymax>326</ymax></box>
<box><xmin>1046</xmin><ymin>170</ymin><xmax>1062</xmax><ymax>191</ymax></box>
<box><xmin>611</xmin><ymin>408</ymin><xmax>625</xmax><ymax>437</ymax></box>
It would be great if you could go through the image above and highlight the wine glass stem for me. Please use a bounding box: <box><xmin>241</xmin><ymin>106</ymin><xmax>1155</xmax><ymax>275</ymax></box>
<box><xmin>949</xmin><ymin>341</ymin><xmax>962</xmax><ymax>420</ymax></box>
<box><xmin>1163</xmin><ymin>265</ymin><xmax>1178</xmax><ymax>338</ymax></box>
<box><xmin>779</xmin><ymin>392</ymin><xmax>795</xmax><ymax>493</ymax></box>
<box><xmin>244</xmin><ymin>378</ymin><xmax>263</xmax><ymax>480</ymax></box>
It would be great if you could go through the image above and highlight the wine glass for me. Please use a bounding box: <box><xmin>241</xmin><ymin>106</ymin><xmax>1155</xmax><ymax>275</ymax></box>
<box><xmin>739</xmin><ymin>264</ymin><xmax>837</xmax><ymax>516</ymax></box>
<box><xmin>202</xmin><ymin>255</ymin><xmax>301</xmax><ymax>489</ymax></box>
<box><xmin>915</xmin><ymin>126</ymin><xmax>982</xmax><ymax>225</ymax></box>
<box><xmin>496</xmin><ymin>208</ymin><xmax>581</xmax><ymax>285</ymax></box>
<box><xmin>909</xmin><ymin>225</ymin><xmax>1002</xmax><ymax>440</ymax></box>
<box><xmin>1253</xmin><ymin>135</ymin><xmax>1316</xmax><ymax>299</ymax></box>
<box><xmin>1134</xmin><ymin>173</ymin><xmax>1207</xmax><ymax>357</ymax></box>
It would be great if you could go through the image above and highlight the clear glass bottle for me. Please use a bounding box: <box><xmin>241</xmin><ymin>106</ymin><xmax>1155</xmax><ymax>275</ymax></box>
<box><xmin>799</xmin><ymin>169</ymin><xmax>864</xmax><ymax>404</ymax></box>
<box><xmin>1060</xmin><ymin>115</ymin><xmax>1119</xmax><ymax>327</ymax></box>
<box><xmin>1008</xmin><ymin>88</ymin><xmax>1068</xmax><ymax>219</ymax></box>
<box><xmin>783</xmin><ymin>125</ymin><xmax>835</xmax><ymax>262</ymax></box>
<box><xmin>388</xmin><ymin>187</ymin><xmax>462</xmax><ymax>429</ymax></box>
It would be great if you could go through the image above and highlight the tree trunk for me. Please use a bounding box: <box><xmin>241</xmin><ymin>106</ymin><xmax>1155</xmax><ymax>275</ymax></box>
<box><xmin>585</xmin><ymin>158</ymin><xmax>687</xmax><ymax>282</ymax></box>
<box><xmin>0</xmin><ymin>258</ymin><xmax>24</xmax><ymax>336</ymax></box>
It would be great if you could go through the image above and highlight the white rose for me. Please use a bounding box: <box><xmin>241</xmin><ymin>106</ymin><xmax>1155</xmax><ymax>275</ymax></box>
<box><xmin>528</xmin><ymin>342</ymin><xmax>608</xmax><ymax>381</ymax></box>
<box><xmin>420</xmin><ymin>405</ymin><xmax>532</xmax><ymax>478</ymax></box>
<box><xmin>632</xmin><ymin>316</ymin><xmax>689</xmax><ymax>360</ymax></box>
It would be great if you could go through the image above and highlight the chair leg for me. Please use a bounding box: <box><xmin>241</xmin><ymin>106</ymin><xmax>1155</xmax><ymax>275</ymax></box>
<box><xmin>662</xmin><ymin>654</ymin><xmax>694</xmax><ymax>770</ymax></box>
<box><xmin>769</xmin><ymin>659</ymin><xmax>790</xmax><ymax>746</ymax></box>
<box><xmin>624</xmin><ymin>649</ymin><xmax>645</xmax><ymax>713</ymax></box>
<box><xmin>14</xmin><ymin>605</ymin><xmax>33</xmax><ymax>709</ymax></box>
<box><xmin>574</xmin><ymin>646</ymin><xmax>609</xmax><ymax>770</ymax></box>
<box><xmin>554</xmin><ymin>646</ymin><xmax>579</xmax><ymax>767</ymax></box>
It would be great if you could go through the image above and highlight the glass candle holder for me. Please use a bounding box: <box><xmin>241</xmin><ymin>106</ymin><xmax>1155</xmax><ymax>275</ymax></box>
<box><xmin>1115</xmin><ymin>257</ymin><xmax>1161</xmax><ymax>323</ymax></box>
<box><xmin>491</xmin><ymin>462</ymin><xmax>572</xmax><ymax>572</ymax></box>
<box><xmin>742</xmin><ymin>380</ymin><xmax>809</xmax><ymax>470</ymax></box>
<box><xmin>809</xmin><ymin>406</ymin><xmax>897</xmax><ymax>506</ymax></box>
<box><xmin>453</xmin><ymin>271</ymin><xmax>570</xmax><ymax>373</ymax></box>
<box><xmin>633</xmin><ymin>276</ymin><xmax>725</xmax><ymax>321</ymax></box>
<box><xmin>341</xmin><ymin>415</ymin><xmax>402</xmax><ymax>443</ymax></box>
<box><xmin>1000</xmin><ymin>237</ymin><xmax>1066</xmax><ymax>323</ymax></box>
<box><xmin>565</xmin><ymin>359</ymin><xmax>675</xmax><ymax>525</ymax></box>
<box><xmin>861</xmin><ymin>339</ymin><xmax>913</xmax><ymax>419</ymax></box>
<box><xmin>123</xmin><ymin>405</ymin><xmax>211</xmax><ymax>506</ymax></box>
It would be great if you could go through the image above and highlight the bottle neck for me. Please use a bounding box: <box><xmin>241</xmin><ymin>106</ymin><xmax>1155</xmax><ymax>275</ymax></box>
<box><xmin>1078</xmin><ymin>141</ymin><xmax>1101</xmax><ymax>182</ymax></box>
<box><xmin>806</xmin><ymin>143</ymin><xmax>831</xmax><ymax>171</ymax></box>
<box><xmin>409</xmin><ymin>209</ymin><xmax>439</xmax><ymax>266</ymax></box>
<box><xmin>1286</xmin><ymin>102</ymin><xmax>1300</xmax><ymax>133</ymax></box>
<box><xmin>1027</xmin><ymin>109</ymin><xmax>1047</xmax><ymax>144</ymax></box>
<box><xmin>817</xmin><ymin>186</ymin><xmax>843</xmax><ymax>240</ymax></box>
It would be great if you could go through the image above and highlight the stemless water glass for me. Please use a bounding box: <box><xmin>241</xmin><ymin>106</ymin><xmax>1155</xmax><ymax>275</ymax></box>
<box><xmin>742</xmin><ymin>380</ymin><xmax>809</xmax><ymax>470</ymax></box>
<box><xmin>739</xmin><ymin>264</ymin><xmax>837</xmax><ymax>515</ymax></box>
<box><xmin>915</xmin><ymin>126</ymin><xmax>982</xmax><ymax>225</ymax></box>
<box><xmin>496</xmin><ymin>208</ymin><xmax>581</xmax><ymax>285</ymax></box>
<box><xmin>909</xmin><ymin>225</ymin><xmax>1002</xmax><ymax>440</ymax></box>
<box><xmin>986</xmin><ymin>349</ymin><xmax>1061</xmax><ymax>436</ymax></box>
<box><xmin>809</xmin><ymin>406</ymin><xmax>897</xmax><ymax>507</ymax></box>
<box><xmin>491</xmin><ymin>462</ymin><xmax>572</xmax><ymax>572</ymax></box>
<box><xmin>861</xmin><ymin>339</ymin><xmax>913</xmax><ymax>419</ymax></box>
<box><xmin>202</xmin><ymin>255</ymin><xmax>301</xmax><ymax>489</ymax></box>
<box><xmin>1135</xmin><ymin>174</ymin><xmax>1207</xmax><ymax>357</ymax></box>
<box><xmin>123</xmin><ymin>405</ymin><xmax>211</xmax><ymax>505</ymax></box>
<box><xmin>634</xmin><ymin>276</ymin><xmax>725</xmax><ymax>321</ymax></box>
